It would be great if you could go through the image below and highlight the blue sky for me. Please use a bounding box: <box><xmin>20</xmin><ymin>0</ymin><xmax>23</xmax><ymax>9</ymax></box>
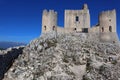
<box><xmin>0</xmin><ymin>0</ymin><xmax>119</xmax><ymax>43</ymax></box>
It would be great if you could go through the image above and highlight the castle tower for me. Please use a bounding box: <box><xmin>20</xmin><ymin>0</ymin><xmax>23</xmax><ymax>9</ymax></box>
<box><xmin>82</xmin><ymin>4</ymin><xmax>90</xmax><ymax>32</ymax></box>
<box><xmin>99</xmin><ymin>9</ymin><xmax>118</xmax><ymax>42</ymax></box>
<box><xmin>42</xmin><ymin>9</ymin><xmax>57</xmax><ymax>33</ymax></box>
<box><xmin>64</xmin><ymin>4</ymin><xmax>90</xmax><ymax>33</ymax></box>
<box><xmin>82</xmin><ymin>4</ymin><xmax>88</xmax><ymax>10</ymax></box>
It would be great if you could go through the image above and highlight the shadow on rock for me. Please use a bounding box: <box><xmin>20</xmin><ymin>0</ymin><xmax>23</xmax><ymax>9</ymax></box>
<box><xmin>0</xmin><ymin>47</ymin><xmax>24</xmax><ymax>80</ymax></box>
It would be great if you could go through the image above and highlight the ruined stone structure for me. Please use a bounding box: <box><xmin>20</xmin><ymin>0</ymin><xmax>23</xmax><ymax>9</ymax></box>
<box><xmin>42</xmin><ymin>10</ymin><xmax>57</xmax><ymax>33</ymax></box>
<box><xmin>99</xmin><ymin>10</ymin><xmax>118</xmax><ymax>42</ymax></box>
<box><xmin>64</xmin><ymin>4</ymin><xmax>90</xmax><ymax>33</ymax></box>
<box><xmin>42</xmin><ymin>4</ymin><xmax>119</xmax><ymax>43</ymax></box>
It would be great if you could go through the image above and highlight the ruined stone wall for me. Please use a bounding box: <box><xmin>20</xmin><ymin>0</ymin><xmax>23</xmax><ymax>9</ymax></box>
<box><xmin>64</xmin><ymin>4</ymin><xmax>90</xmax><ymax>33</ymax></box>
<box><xmin>41</xmin><ymin>5</ymin><xmax>119</xmax><ymax>43</ymax></box>
<box><xmin>42</xmin><ymin>10</ymin><xmax>57</xmax><ymax>33</ymax></box>
<box><xmin>89</xmin><ymin>26</ymin><xmax>99</xmax><ymax>33</ymax></box>
<box><xmin>57</xmin><ymin>26</ymin><xmax>65</xmax><ymax>33</ymax></box>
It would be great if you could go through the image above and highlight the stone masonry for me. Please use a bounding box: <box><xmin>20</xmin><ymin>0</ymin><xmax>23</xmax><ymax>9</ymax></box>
<box><xmin>41</xmin><ymin>4</ymin><xmax>119</xmax><ymax>43</ymax></box>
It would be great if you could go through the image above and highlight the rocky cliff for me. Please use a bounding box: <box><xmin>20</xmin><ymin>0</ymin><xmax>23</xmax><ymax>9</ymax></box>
<box><xmin>3</xmin><ymin>32</ymin><xmax>120</xmax><ymax>80</ymax></box>
<box><xmin>0</xmin><ymin>46</ymin><xmax>24</xmax><ymax>80</ymax></box>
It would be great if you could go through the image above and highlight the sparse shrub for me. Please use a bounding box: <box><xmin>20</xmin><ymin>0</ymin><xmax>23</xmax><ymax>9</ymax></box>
<box><xmin>99</xmin><ymin>65</ymin><xmax>105</xmax><ymax>74</ymax></box>
<box><xmin>111</xmin><ymin>60</ymin><xmax>117</xmax><ymax>65</ymax></box>
<box><xmin>65</xmin><ymin>70</ymin><xmax>75</xmax><ymax>76</ymax></box>
<box><xmin>86</xmin><ymin>58</ymin><xmax>92</xmax><ymax>72</ymax></box>
<box><xmin>63</xmin><ymin>58</ymin><xmax>69</xmax><ymax>63</ymax></box>
<box><xmin>72</xmin><ymin>55</ymin><xmax>81</xmax><ymax>65</ymax></box>
<box><xmin>44</xmin><ymin>39</ymin><xmax>57</xmax><ymax>49</ymax></box>
<box><xmin>47</xmin><ymin>76</ymin><xmax>53</xmax><ymax>80</ymax></box>
<box><xmin>40</xmin><ymin>42</ymin><xmax>44</xmax><ymax>46</ymax></box>
<box><xmin>62</xmin><ymin>54</ymin><xmax>69</xmax><ymax>63</ymax></box>
<box><xmin>82</xmin><ymin>75</ymin><xmax>91</xmax><ymax>80</ymax></box>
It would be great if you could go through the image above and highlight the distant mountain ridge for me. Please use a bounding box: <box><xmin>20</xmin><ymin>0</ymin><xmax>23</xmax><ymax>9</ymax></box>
<box><xmin>0</xmin><ymin>41</ymin><xmax>26</xmax><ymax>49</ymax></box>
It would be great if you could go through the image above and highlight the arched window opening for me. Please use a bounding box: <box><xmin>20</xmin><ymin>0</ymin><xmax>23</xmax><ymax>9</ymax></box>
<box><xmin>75</xmin><ymin>16</ymin><xmax>79</xmax><ymax>22</ymax></box>
<box><xmin>53</xmin><ymin>26</ymin><xmax>55</xmax><ymax>31</ymax></box>
<box><xmin>102</xmin><ymin>27</ymin><xmax>104</xmax><ymax>32</ymax></box>
<box><xmin>44</xmin><ymin>26</ymin><xmax>46</xmax><ymax>30</ymax></box>
<box><xmin>109</xmin><ymin>26</ymin><xmax>112</xmax><ymax>32</ymax></box>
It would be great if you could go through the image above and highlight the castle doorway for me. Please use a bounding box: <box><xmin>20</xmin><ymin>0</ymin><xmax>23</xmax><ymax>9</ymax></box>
<box><xmin>82</xmin><ymin>28</ymin><xmax>88</xmax><ymax>33</ymax></box>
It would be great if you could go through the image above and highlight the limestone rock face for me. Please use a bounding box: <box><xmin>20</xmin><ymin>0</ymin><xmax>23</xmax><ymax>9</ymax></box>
<box><xmin>4</xmin><ymin>32</ymin><xmax>120</xmax><ymax>80</ymax></box>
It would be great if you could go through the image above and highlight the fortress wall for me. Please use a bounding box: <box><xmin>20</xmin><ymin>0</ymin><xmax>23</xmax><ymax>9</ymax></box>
<box><xmin>99</xmin><ymin>32</ymin><xmax>119</xmax><ymax>43</ymax></box>
<box><xmin>42</xmin><ymin>10</ymin><xmax>57</xmax><ymax>33</ymax></box>
<box><xmin>89</xmin><ymin>26</ymin><xmax>99</xmax><ymax>33</ymax></box>
<box><xmin>57</xmin><ymin>26</ymin><xmax>65</xmax><ymax>33</ymax></box>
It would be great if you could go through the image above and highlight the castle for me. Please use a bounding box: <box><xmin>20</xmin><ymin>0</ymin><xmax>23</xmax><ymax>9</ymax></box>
<box><xmin>42</xmin><ymin>4</ymin><xmax>119</xmax><ymax>43</ymax></box>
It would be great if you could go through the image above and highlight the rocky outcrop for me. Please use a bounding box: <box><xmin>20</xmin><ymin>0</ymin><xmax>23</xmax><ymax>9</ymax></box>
<box><xmin>0</xmin><ymin>47</ymin><xmax>24</xmax><ymax>80</ymax></box>
<box><xmin>3</xmin><ymin>32</ymin><xmax>120</xmax><ymax>80</ymax></box>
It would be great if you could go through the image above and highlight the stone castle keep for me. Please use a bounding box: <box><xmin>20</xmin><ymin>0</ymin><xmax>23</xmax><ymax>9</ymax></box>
<box><xmin>42</xmin><ymin>4</ymin><xmax>119</xmax><ymax>43</ymax></box>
